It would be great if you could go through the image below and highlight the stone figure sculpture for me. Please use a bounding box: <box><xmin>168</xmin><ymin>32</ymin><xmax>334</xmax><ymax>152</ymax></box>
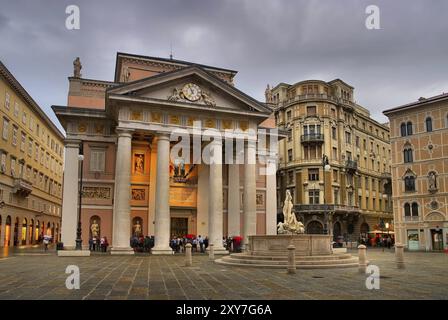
<box><xmin>278</xmin><ymin>190</ymin><xmax>305</xmax><ymax>234</ymax></box>
<box><xmin>133</xmin><ymin>221</ymin><xmax>142</xmax><ymax>237</ymax></box>
<box><xmin>91</xmin><ymin>220</ymin><xmax>99</xmax><ymax>238</ymax></box>
<box><xmin>73</xmin><ymin>57</ymin><xmax>82</xmax><ymax>78</ymax></box>
<box><xmin>428</xmin><ymin>171</ymin><xmax>437</xmax><ymax>191</ymax></box>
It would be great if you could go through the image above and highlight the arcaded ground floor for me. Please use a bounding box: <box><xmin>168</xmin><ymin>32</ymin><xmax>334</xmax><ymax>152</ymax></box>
<box><xmin>0</xmin><ymin>247</ymin><xmax>447</xmax><ymax>300</ymax></box>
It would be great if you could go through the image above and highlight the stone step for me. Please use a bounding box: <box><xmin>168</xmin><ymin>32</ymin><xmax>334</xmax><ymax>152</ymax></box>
<box><xmin>215</xmin><ymin>258</ymin><xmax>359</xmax><ymax>269</ymax></box>
<box><xmin>229</xmin><ymin>253</ymin><xmax>354</xmax><ymax>261</ymax></box>
<box><xmin>220</xmin><ymin>256</ymin><xmax>358</xmax><ymax>266</ymax></box>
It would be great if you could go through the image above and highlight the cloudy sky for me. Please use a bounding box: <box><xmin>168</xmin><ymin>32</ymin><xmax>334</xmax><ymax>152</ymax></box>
<box><xmin>1</xmin><ymin>0</ymin><xmax>447</xmax><ymax>133</ymax></box>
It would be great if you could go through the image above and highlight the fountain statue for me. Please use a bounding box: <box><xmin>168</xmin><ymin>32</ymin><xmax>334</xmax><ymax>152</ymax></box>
<box><xmin>277</xmin><ymin>190</ymin><xmax>305</xmax><ymax>234</ymax></box>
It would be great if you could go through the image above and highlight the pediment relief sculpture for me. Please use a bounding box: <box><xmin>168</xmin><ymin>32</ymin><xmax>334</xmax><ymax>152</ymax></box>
<box><xmin>167</xmin><ymin>83</ymin><xmax>216</xmax><ymax>107</ymax></box>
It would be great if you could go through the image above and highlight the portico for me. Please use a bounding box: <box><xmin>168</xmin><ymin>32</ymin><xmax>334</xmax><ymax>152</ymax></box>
<box><xmin>53</xmin><ymin>53</ymin><xmax>279</xmax><ymax>254</ymax></box>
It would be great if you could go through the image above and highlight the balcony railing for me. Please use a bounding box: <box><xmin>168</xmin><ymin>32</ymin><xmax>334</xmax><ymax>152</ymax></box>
<box><xmin>276</xmin><ymin>94</ymin><xmax>356</xmax><ymax>109</ymax></box>
<box><xmin>404</xmin><ymin>215</ymin><xmax>420</xmax><ymax>222</ymax></box>
<box><xmin>295</xmin><ymin>204</ymin><xmax>361</xmax><ymax>213</ymax></box>
<box><xmin>13</xmin><ymin>178</ymin><xmax>33</xmax><ymax>197</ymax></box>
<box><xmin>345</xmin><ymin>160</ymin><xmax>358</xmax><ymax>172</ymax></box>
<box><xmin>301</xmin><ymin>133</ymin><xmax>324</xmax><ymax>144</ymax></box>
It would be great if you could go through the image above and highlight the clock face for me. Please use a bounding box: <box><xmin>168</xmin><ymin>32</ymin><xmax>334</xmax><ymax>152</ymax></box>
<box><xmin>182</xmin><ymin>83</ymin><xmax>202</xmax><ymax>101</ymax></box>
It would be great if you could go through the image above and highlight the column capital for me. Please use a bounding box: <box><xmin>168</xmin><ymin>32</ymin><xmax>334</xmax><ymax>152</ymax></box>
<box><xmin>64</xmin><ymin>139</ymin><xmax>81</xmax><ymax>148</ymax></box>
<box><xmin>115</xmin><ymin>128</ymin><xmax>134</xmax><ymax>138</ymax></box>
<box><xmin>156</xmin><ymin>132</ymin><xmax>171</xmax><ymax>140</ymax></box>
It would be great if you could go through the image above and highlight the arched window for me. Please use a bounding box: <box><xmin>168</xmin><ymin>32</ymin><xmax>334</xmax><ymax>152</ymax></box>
<box><xmin>406</xmin><ymin>122</ymin><xmax>413</xmax><ymax>135</ymax></box>
<box><xmin>411</xmin><ymin>202</ymin><xmax>419</xmax><ymax>216</ymax></box>
<box><xmin>404</xmin><ymin>203</ymin><xmax>411</xmax><ymax>216</ymax></box>
<box><xmin>426</xmin><ymin>117</ymin><xmax>433</xmax><ymax>132</ymax></box>
<box><xmin>404</xmin><ymin>176</ymin><xmax>416</xmax><ymax>192</ymax></box>
<box><xmin>403</xmin><ymin>148</ymin><xmax>413</xmax><ymax>163</ymax></box>
<box><xmin>400</xmin><ymin>123</ymin><xmax>407</xmax><ymax>137</ymax></box>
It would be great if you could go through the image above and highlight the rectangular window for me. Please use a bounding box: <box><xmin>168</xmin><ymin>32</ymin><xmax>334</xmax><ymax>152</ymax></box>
<box><xmin>333</xmin><ymin>170</ymin><xmax>338</xmax><ymax>182</ymax></box>
<box><xmin>332</xmin><ymin>147</ymin><xmax>338</xmax><ymax>160</ymax></box>
<box><xmin>345</xmin><ymin>132</ymin><xmax>351</xmax><ymax>144</ymax></box>
<box><xmin>288</xmin><ymin>171</ymin><xmax>294</xmax><ymax>185</ymax></box>
<box><xmin>20</xmin><ymin>132</ymin><xmax>26</xmax><ymax>152</ymax></box>
<box><xmin>286</xmin><ymin>110</ymin><xmax>292</xmax><ymax>121</ymax></box>
<box><xmin>90</xmin><ymin>149</ymin><xmax>106</xmax><ymax>172</ymax></box>
<box><xmin>334</xmin><ymin>190</ymin><xmax>339</xmax><ymax>205</ymax></box>
<box><xmin>14</xmin><ymin>102</ymin><xmax>19</xmax><ymax>117</ymax></box>
<box><xmin>28</xmin><ymin>138</ymin><xmax>33</xmax><ymax>156</ymax></box>
<box><xmin>355</xmin><ymin>136</ymin><xmax>360</xmax><ymax>148</ymax></box>
<box><xmin>12</xmin><ymin>126</ymin><xmax>18</xmax><ymax>146</ymax></box>
<box><xmin>0</xmin><ymin>153</ymin><xmax>6</xmax><ymax>173</ymax></box>
<box><xmin>22</xmin><ymin>112</ymin><xmax>27</xmax><ymax>125</ymax></box>
<box><xmin>35</xmin><ymin>143</ymin><xmax>39</xmax><ymax>161</ymax></box>
<box><xmin>363</xmin><ymin>139</ymin><xmax>367</xmax><ymax>150</ymax></box>
<box><xmin>308</xmin><ymin>168</ymin><xmax>319</xmax><ymax>181</ymax></box>
<box><xmin>36</xmin><ymin>123</ymin><xmax>40</xmax><ymax>136</ymax></box>
<box><xmin>309</xmin><ymin>189</ymin><xmax>320</xmax><ymax>204</ymax></box>
<box><xmin>5</xmin><ymin>92</ymin><xmax>10</xmax><ymax>109</ymax></box>
<box><xmin>10</xmin><ymin>157</ymin><xmax>16</xmax><ymax>176</ymax></box>
<box><xmin>306</xmin><ymin>106</ymin><xmax>316</xmax><ymax>116</ymax></box>
<box><xmin>288</xmin><ymin>149</ymin><xmax>293</xmax><ymax>162</ymax></box>
<box><xmin>332</xmin><ymin>127</ymin><xmax>337</xmax><ymax>140</ymax></box>
<box><xmin>2</xmin><ymin>118</ymin><xmax>9</xmax><ymax>140</ymax></box>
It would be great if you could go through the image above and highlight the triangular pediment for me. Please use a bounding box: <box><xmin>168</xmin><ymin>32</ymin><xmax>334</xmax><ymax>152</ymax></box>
<box><xmin>107</xmin><ymin>66</ymin><xmax>271</xmax><ymax>116</ymax></box>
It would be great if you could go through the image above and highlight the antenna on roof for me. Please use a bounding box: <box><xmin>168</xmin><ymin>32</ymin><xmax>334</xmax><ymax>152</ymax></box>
<box><xmin>169</xmin><ymin>42</ymin><xmax>173</xmax><ymax>60</ymax></box>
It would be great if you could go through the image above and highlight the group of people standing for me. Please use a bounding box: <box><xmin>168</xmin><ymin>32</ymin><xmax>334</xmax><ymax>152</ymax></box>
<box><xmin>130</xmin><ymin>235</ymin><xmax>154</xmax><ymax>252</ymax></box>
<box><xmin>89</xmin><ymin>236</ymin><xmax>109</xmax><ymax>252</ymax></box>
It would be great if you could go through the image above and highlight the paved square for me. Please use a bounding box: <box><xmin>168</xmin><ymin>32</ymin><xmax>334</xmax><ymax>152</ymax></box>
<box><xmin>0</xmin><ymin>247</ymin><xmax>447</xmax><ymax>300</ymax></box>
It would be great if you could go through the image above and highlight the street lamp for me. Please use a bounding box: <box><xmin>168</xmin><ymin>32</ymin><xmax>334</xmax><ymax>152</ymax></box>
<box><xmin>322</xmin><ymin>155</ymin><xmax>331</xmax><ymax>235</ymax></box>
<box><xmin>75</xmin><ymin>147</ymin><xmax>84</xmax><ymax>250</ymax></box>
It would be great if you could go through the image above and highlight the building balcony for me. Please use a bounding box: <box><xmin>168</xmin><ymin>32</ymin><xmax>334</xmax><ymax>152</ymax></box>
<box><xmin>301</xmin><ymin>133</ymin><xmax>324</xmax><ymax>144</ymax></box>
<box><xmin>345</xmin><ymin>160</ymin><xmax>358</xmax><ymax>172</ymax></box>
<box><xmin>294</xmin><ymin>204</ymin><xmax>361</xmax><ymax>214</ymax></box>
<box><xmin>13</xmin><ymin>178</ymin><xmax>33</xmax><ymax>197</ymax></box>
<box><xmin>404</xmin><ymin>215</ymin><xmax>420</xmax><ymax>222</ymax></box>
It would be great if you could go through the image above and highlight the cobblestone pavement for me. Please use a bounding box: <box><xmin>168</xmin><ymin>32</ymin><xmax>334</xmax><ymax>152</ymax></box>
<box><xmin>0</xmin><ymin>246</ymin><xmax>447</xmax><ymax>300</ymax></box>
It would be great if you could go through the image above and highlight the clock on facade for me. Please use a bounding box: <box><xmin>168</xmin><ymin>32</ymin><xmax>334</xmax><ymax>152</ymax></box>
<box><xmin>182</xmin><ymin>83</ymin><xmax>202</xmax><ymax>102</ymax></box>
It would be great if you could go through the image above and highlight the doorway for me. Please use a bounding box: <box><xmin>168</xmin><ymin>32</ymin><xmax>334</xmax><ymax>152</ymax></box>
<box><xmin>171</xmin><ymin>218</ymin><xmax>188</xmax><ymax>238</ymax></box>
<box><xmin>431</xmin><ymin>229</ymin><xmax>443</xmax><ymax>251</ymax></box>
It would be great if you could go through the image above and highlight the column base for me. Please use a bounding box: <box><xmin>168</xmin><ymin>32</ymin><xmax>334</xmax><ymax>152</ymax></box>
<box><xmin>57</xmin><ymin>250</ymin><xmax>91</xmax><ymax>257</ymax></box>
<box><xmin>210</xmin><ymin>247</ymin><xmax>229</xmax><ymax>255</ymax></box>
<box><xmin>151</xmin><ymin>247</ymin><xmax>174</xmax><ymax>255</ymax></box>
<box><xmin>110</xmin><ymin>247</ymin><xmax>135</xmax><ymax>255</ymax></box>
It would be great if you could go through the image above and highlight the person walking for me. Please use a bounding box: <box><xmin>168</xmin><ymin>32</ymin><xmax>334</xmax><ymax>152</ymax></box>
<box><xmin>198</xmin><ymin>235</ymin><xmax>204</xmax><ymax>253</ymax></box>
<box><xmin>43</xmin><ymin>236</ymin><xmax>49</xmax><ymax>251</ymax></box>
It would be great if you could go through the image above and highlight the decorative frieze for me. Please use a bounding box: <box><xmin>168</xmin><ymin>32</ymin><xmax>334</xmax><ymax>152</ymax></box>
<box><xmin>82</xmin><ymin>186</ymin><xmax>111</xmax><ymax>199</ymax></box>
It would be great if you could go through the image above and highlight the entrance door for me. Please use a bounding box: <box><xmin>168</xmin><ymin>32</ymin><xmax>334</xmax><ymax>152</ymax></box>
<box><xmin>431</xmin><ymin>229</ymin><xmax>443</xmax><ymax>251</ymax></box>
<box><xmin>171</xmin><ymin>218</ymin><xmax>188</xmax><ymax>238</ymax></box>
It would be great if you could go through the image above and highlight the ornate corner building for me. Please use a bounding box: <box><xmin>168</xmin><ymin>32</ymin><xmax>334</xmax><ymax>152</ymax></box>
<box><xmin>53</xmin><ymin>52</ymin><xmax>279</xmax><ymax>254</ymax></box>
<box><xmin>269</xmin><ymin>79</ymin><xmax>393</xmax><ymax>242</ymax></box>
<box><xmin>0</xmin><ymin>61</ymin><xmax>64</xmax><ymax>247</ymax></box>
<box><xmin>384</xmin><ymin>94</ymin><xmax>448</xmax><ymax>251</ymax></box>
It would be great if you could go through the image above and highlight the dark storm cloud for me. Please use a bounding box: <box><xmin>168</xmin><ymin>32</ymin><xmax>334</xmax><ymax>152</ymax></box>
<box><xmin>1</xmin><ymin>0</ymin><xmax>448</xmax><ymax>132</ymax></box>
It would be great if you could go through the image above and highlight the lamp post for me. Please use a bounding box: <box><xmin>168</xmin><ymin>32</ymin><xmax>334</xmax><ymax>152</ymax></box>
<box><xmin>75</xmin><ymin>145</ymin><xmax>84</xmax><ymax>250</ymax></box>
<box><xmin>322</xmin><ymin>155</ymin><xmax>331</xmax><ymax>235</ymax></box>
<box><xmin>385</xmin><ymin>222</ymin><xmax>390</xmax><ymax>250</ymax></box>
<box><xmin>379</xmin><ymin>218</ymin><xmax>385</xmax><ymax>252</ymax></box>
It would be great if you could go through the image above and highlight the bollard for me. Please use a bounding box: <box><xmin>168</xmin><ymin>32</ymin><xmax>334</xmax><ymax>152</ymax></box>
<box><xmin>209</xmin><ymin>243</ymin><xmax>215</xmax><ymax>260</ymax></box>
<box><xmin>395</xmin><ymin>243</ymin><xmax>405</xmax><ymax>269</ymax></box>
<box><xmin>185</xmin><ymin>243</ymin><xmax>192</xmax><ymax>267</ymax></box>
<box><xmin>287</xmin><ymin>245</ymin><xmax>296</xmax><ymax>274</ymax></box>
<box><xmin>358</xmin><ymin>245</ymin><xmax>367</xmax><ymax>273</ymax></box>
<box><xmin>244</xmin><ymin>243</ymin><xmax>250</xmax><ymax>253</ymax></box>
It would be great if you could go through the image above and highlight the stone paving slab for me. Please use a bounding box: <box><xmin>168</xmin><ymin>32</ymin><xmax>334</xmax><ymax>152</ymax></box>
<box><xmin>0</xmin><ymin>248</ymin><xmax>447</xmax><ymax>300</ymax></box>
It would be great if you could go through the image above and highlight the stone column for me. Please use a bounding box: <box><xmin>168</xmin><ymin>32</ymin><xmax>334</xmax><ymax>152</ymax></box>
<box><xmin>395</xmin><ymin>243</ymin><xmax>405</xmax><ymax>269</ymax></box>
<box><xmin>110</xmin><ymin>129</ymin><xmax>134</xmax><ymax>255</ymax></box>
<box><xmin>227</xmin><ymin>164</ymin><xmax>240</xmax><ymax>237</ymax></box>
<box><xmin>287</xmin><ymin>244</ymin><xmax>296</xmax><ymax>274</ymax></box>
<box><xmin>265</xmin><ymin>157</ymin><xmax>277</xmax><ymax>235</ymax></box>
<box><xmin>0</xmin><ymin>222</ymin><xmax>6</xmax><ymax>247</ymax></box>
<box><xmin>208</xmin><ymin>139</ymin><xmax>227</xmax><ymax>253</ymax></box>
<box><xmin>243</xmin><ymin>140</ymin><xmax>257</xmax><ymax>248</ymax></box>
<box><xmin>60</xmin><ymin>140</ymin><xmax>80</xmax><ymax>250</ymax></box>
<box><xmin>152</xmin><ymin>133</ymin><xmax>173</xmax><ymax>254</ymax></box>
<box><xmin>358</xmin><ymin>244</ymin><xmax>367</xmax><ymax>273</ymax></box>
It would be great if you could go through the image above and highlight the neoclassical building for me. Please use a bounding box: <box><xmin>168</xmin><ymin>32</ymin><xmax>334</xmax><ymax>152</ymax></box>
<box><xmin>53</xmin><ymin>53</ymin><xmax>278</xmax><ymax>254</ymax></box>
<box><xmin>384</xmin><ymin>93</ymin><xmax>448</xmax><ymax>251</ymax></box>
<box><xmin>0</xmin><ymin>61</ymin><xmax>64</xmax><ymax>248</ymax></box>
<box><xmin>270</xmin><ymin>79</ymin><xmax>393</xmax><ymax>242</ymax></box>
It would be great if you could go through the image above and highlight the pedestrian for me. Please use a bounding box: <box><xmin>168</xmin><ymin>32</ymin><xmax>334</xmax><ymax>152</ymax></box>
<box><xmin>387</xmin><ymin>236</ymin><xmax>392</xmax><ymax>249</ymax></box>
<box><xmin>192</xmin><ymin>238</ymin><xmax>198</xmax><ymax>252</ymax></box>
<box><xmin>204</xmin><ymin>236</ymin><xmax>209</xmax><ymax>250</ymax></box>
<box><xmin>100</xmin><ymin>236</ymin><xmax>105</xmax><ymax>252</ymax></box>
<box><xmin>89</xmin><ymin>238</ymin><xmax>93</xmax><ymax>251</ymax></box>
<box><xmin>198</xmin><ymin>235</ymin><xmax>204</xmax><ymax>253</ymax></box>
<box><xmin>103</xmin><ymin>236</ymin><xmax>109</xmax><ymax>252</ymax></box>
<box><xmin>43</xmin><ymin>236</ymin><xmax>49</xmax><ymax>251</ymax></box>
